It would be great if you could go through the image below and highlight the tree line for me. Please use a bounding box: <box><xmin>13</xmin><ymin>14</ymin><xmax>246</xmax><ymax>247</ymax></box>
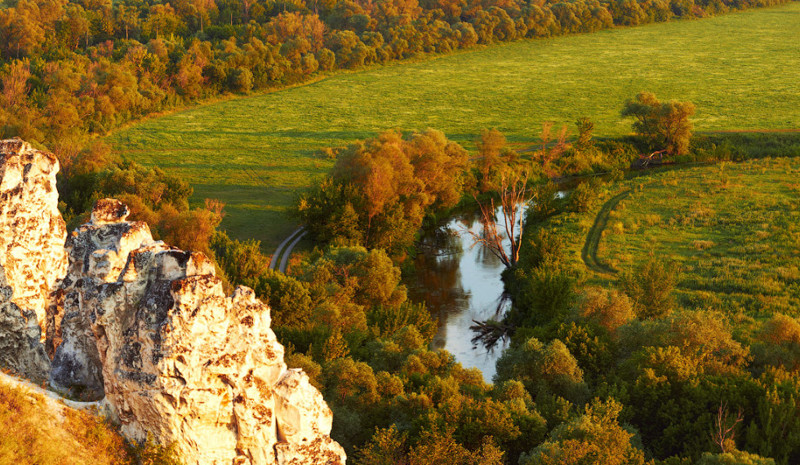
<box><xmin>0</xmin><ymin>0</ymin><xmax>790</xmax><ymax>156</ymax></box>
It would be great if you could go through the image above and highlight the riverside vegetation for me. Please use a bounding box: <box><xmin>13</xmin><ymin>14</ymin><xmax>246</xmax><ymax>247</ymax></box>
<box><xmin>207</xmin><ymin>93</ymin><xmax>800</xmax><ymax>463</ymax></box>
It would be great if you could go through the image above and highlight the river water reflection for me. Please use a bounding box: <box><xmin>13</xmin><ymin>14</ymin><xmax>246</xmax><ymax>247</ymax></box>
<box><xmin>407</xmin><ymin>207</ymin><xmax>514</xmax><ymax>382</ymax></box>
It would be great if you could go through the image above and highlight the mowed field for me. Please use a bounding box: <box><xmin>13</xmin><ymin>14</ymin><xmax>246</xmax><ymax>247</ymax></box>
<box><xmin>108</xmin><ymin>3</ymin><xmax>800</xmax><ymax>251</ymax></box>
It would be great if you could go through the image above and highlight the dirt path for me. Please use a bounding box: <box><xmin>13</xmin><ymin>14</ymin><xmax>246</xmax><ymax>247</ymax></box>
<box><xmin>269</xmin><ymin>226</ymin><xmax>304</xmax><ymax>271</ymax></box>
<box><xmin>278</xmin><ymin>230</ymin><xmax>308</xmax><ymax>273</ymax></box>
<box><xmin>581</xmin><ymin>190</ymin><xmax>631</xmax><ymax>275</ymax></box>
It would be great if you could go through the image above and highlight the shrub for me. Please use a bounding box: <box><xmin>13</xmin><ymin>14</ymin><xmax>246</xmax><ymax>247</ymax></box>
<box><xmin>619</xmin><ymin>257</ymin><xmax>678</xmax><ymax>319</ymax></box>
<box><xmin>568</xmin><ymin>179</ymin><xmax>600</xmax><ymax>213</ymax></box>
<box><xmin>752</xmin><ymin>314</ymin><xmax>800</xmax><ymax>372</ymax></box>
<box><xmin>578</xmin><ymin>286</ymin><xmax>635</xmax><ymax>334</ymax></box>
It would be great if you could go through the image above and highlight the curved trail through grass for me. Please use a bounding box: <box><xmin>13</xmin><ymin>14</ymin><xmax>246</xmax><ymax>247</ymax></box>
<box><xmin>586</xmin><ymin>158</ymin><xmax>800</xmax><ymax>315</ymax></box>
<box><xmin>108</xmin><ymin>3</ymin><xmax>800</xmax><ymax>249</ymax></box>
<box><xmin>582</xmin><ymin>190</ymin><xmax>631</xmax><ymax>275</ymax></box>
<box><xmin>269</xmin><ymin>226</ymin><xmax>304</xmax><ymax>270</ymax></box>
<box><xmin>278</xmin><ymin>230</ymin><xmax>308</xmax><ymax>273</ymax></box>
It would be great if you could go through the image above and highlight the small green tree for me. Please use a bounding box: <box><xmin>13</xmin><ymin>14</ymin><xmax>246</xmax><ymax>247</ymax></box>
<box><xmin>619</xmin><ymin>258</ymin><xmax>678</xmax><ymax>319</ymax></box>
<box><xmin>622</xmin><ymin>92</ymin><xmax>695</xmax><ymax>156</ymax></box>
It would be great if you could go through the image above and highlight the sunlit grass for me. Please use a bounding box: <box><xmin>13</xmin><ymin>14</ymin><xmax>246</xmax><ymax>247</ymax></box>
<box><xmin>596</xmin><ymin>157</ymin><xmax>800</xmax><ymax>318</ymax></box>
<box><xmin>108</xmin><ymin>3</ymin><xmax>800</xmax><ymax>250</ymax></box>
<box><xmin>0</xmin><ymin>380</ymin><xmax>127</xmax><ymax>464</ymax></box>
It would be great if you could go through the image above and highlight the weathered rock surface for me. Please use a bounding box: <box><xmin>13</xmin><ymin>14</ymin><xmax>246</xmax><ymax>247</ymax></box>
<box><xmin>0</xmin><ymin>139</ymin><xmax>65</xmax><ymax>380</ymax></box>
<box><xmin>274</xmin><ymin>370</ymin><xmax>345</xmax><ymax>464</ymax></box>
<box><xmin>0</xmin><ymin>137</ymin><xmax>345</xmax><ymax>464</ymax></box>
<box><xmin>0</xmin><ymin>264</ymin><xmax>51</xmax><ymax>381</ymax></box>
<box><xmin>84</xmin><ymin>208</ymin><xmax>345</xmax><ymax>464</ymax></box>
<box><xmin>49</xmin><ymin>199</ymin><xmax>154</xmax><ymax>399</ymax></box>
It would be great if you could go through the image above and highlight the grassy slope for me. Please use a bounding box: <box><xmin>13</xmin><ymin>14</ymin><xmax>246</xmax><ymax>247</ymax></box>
<box><xmin>108</xmin><ymin>3</ymin><xmax>800</xmax><ymax>251</ymax></box>
<box><xmin>552</xmin><ymin>158</ymin><xmax>800</xmax><ymax>324</ymax></box>
<box><xmin>599</xmin><ymin>158</ymin><xmax>800</xmax><ymax>318</ymax></box>
<box><xmin>0</xmin><ymin>376</ymin><xmax>128</xmax><ymax>464</ymax></box>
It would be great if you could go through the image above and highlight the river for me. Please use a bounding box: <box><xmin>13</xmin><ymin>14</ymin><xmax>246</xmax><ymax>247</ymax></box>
<box><xmin>407</xmin><ymin>206</ymin><xmax>516</xmax><ymax>382</ymax></box>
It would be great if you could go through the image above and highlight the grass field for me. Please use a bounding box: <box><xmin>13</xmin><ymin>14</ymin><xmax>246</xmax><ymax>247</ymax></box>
<box><xmin>601</xmin><ymin>158</ymin><xmax>800</xmax><ymax>318</ymax></box>
<box><xmin>108</xmin><ymin>3</ymin><xmax>800</xmax><ymax>251</ymax></box>
<box><xmin>554</xmin><ymin>157</ymin><xmax>800</xmax><ymax>321</ymax></box>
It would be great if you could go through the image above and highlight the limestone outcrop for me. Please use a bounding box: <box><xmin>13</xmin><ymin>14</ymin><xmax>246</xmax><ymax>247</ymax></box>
<box><xmin>87</xmin><ymin>213</ymin><xmax>346</xmax><ymax>464</ymax></box>
<box><xmin>0</xmin><ymin>139</ymin><xmax>65</xmax><ymax>380</ymax></box>
<box><xmin>49</xmin><ymin>199</ymin><xmax>154</xmax><ymax>400</ymax></box>
<box><xmin>0</xmin><ymin>264</ymin><xmax>51</xmax><ymax>381</ymax></box>
<box><xmin>274</xmin><ymin>370</ymin><xmax>346</xmax><ymax>464</ymax></box>
<box><xmin>0</xmin><ymin>138</ymin><xmax>346</xmax><ymax>464</ymax></box>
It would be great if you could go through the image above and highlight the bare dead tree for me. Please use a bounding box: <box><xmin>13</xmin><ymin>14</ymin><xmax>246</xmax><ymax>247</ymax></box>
<box><xmin>536</xmin><ymin>122</ymin><xmax>569</xmax><ymax>175</ymax></box>
<box><xmin>467</xmin><ymin>167</ymin><xmax>529</xmax><ymax>268</ymax></box>
<box><xmin>711</xmin><ymin>402</ymin><xmax>744</xmax><ymax>453</ymax></box>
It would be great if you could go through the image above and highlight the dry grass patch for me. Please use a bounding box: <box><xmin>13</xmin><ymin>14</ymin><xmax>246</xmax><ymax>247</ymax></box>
<box><xmin>0</xmin><ymin>379</ymin><xmax>180</xmax><ymax>465</ymax></box>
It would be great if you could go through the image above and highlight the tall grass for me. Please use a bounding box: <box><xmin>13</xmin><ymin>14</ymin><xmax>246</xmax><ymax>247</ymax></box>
<box><xmin>0</xmin><ymin>380</ymin><xmax>180</xmax><ymax>465</ymax></box>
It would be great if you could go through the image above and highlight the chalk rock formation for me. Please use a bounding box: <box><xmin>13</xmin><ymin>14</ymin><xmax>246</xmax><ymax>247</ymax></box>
<box><xmin>0</xmin><ymin>139</ymin><xmax>65</xmax><ymax>380</ymax></box>
<box><xmin>0</xmin><ymin>136</ymin><xmax>345</xmax><ymax>464</ymax></box>
<box><xmin>0</xmin><ymin>264</ymin><xmax>51</xmax><ymax>381</ymax></box>
<box><xmin>49</xmin><ymin>199</ymin><xmax>154</xmax><ymax>399</ymax></box>
<box><xmin>84</xmin><ymin>205</ymin><xmax>345</xmax><ymax>464</ymax></box>
<box><xmin>274</xmin><ymin>370</ymin><xmax>346</xmax><ymax>464</ymax></box>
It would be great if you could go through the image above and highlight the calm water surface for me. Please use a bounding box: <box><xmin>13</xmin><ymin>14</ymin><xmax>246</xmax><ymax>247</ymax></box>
<box><xmin>407</xmin><ymin>208</ymin><xmax>515</xmax><ymax>382</ymax></box>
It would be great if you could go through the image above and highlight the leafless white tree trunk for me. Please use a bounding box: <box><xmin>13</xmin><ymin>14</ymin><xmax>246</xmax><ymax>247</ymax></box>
<box><xmin>711</xmin><ymin>402</ymin><xmax>743</xmax><ymax>453</ymax></box>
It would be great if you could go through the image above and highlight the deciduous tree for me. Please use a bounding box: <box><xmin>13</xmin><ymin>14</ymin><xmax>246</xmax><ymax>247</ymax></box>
<box><xmin>622</xmin><ymin>91</ymin><xmax>695</xmax><ymax>156</ymax></box>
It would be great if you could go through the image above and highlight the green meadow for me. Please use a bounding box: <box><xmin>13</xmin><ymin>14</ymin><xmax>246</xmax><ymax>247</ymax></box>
<box><xmin>599</xmin><ymin>158</ymin><xmax>800</xmax><ymax>318</ymax></box>
<box><xmin>547</xmin><ymin>157</ymin><xmax>800</xmax><ymax>323</ymax></box>
<box><xmin>108</xmin><ymin>3</ymin><xmax>800</xmax><ymax>251</ymax></box>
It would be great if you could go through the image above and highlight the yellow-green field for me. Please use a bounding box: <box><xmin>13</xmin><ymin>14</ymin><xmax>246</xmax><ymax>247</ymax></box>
<box><xmin>600</xmin><ymin>158</ymin><xmax>800</xmax><ymax>317</ymax></box>
<box><xmin>548</xmin><ymin>157</ymin><xmax>800</xmax><ymax>319</ymax></box>
<box><xmin>108</xmin><ymin>3</ymin><xmax>800</xmax><ymax>250</ymax></box>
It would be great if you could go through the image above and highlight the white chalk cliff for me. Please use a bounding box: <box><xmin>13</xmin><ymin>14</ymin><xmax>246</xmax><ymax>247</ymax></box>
<box><xmin>49</xmin><ymin>198</ymin><xmax>155</xmax><ymax>399</ymax></box>
<box><xmin>0</xmin><ymin>139</ymin><xmax>346</xmax><ymax>465</ymax></box>
<box><xmin>0</xmin><ymin>139</ymin><xmax>66</xmax><ymax>381</ymax></box>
